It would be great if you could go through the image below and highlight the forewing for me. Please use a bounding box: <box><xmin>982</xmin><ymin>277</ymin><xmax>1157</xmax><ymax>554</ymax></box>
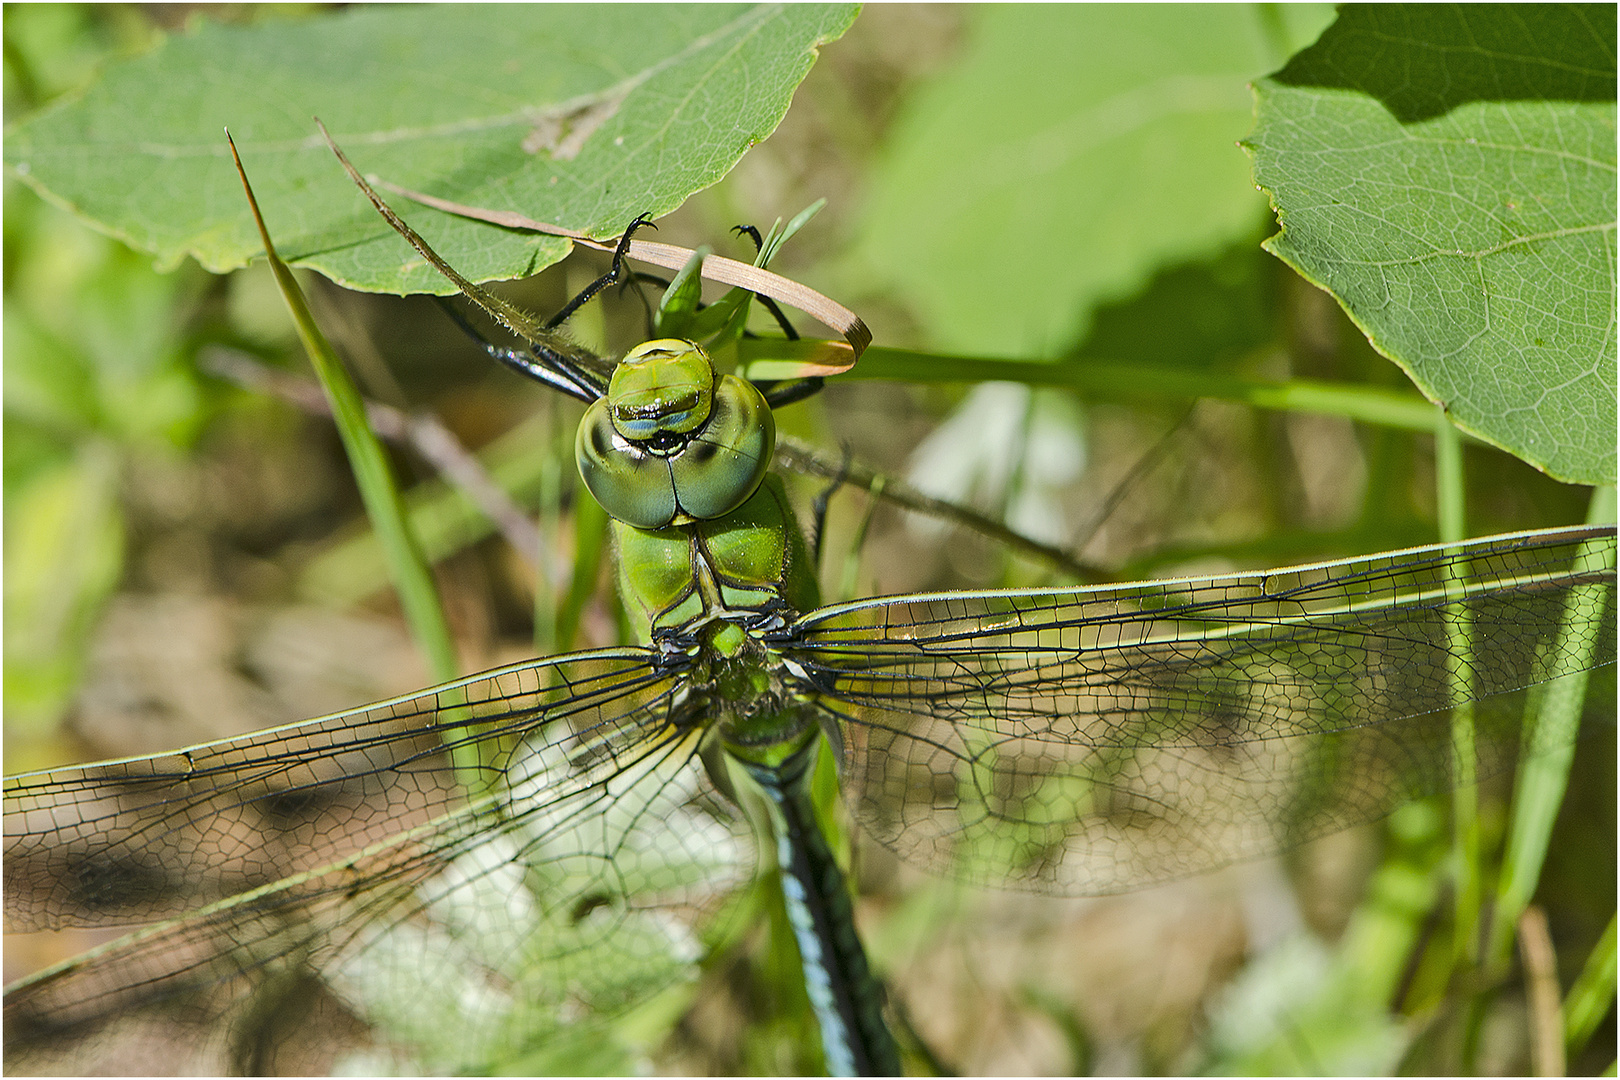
<box><xmin>4</xmin><ymin>649</ymin><xmax>754</xmax><ymax>1073</ymax></box>
<box><xmin>789</xmin><ymin>527</ymin><xmax>1616</xmax><ymax>893</ymax></box>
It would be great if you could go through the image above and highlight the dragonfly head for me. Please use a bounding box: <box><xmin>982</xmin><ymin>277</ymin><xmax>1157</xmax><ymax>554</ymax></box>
<box><xmin>577</xmin><ymin>339</ymin><xmax>775</xmax><ymax>529</ymax></box>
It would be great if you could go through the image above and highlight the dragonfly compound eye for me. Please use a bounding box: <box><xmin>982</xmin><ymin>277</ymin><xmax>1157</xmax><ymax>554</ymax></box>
<box><xmin>577</xmin><ymin>341</ymin><xmax>775</xmax><ymax>529</ymax></box>
<box><xmin>667</xmin><ymin>373</ymin><xmax>774</xmax><ymax>521</ymax></box>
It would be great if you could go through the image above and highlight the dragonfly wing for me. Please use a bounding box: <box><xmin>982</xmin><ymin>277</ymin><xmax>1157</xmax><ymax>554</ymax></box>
<box><xmin>5</xmin><ymin>649</ymin><xmax>755</xmax><ymax>1073</ymax></box>
<box><xmin>788</xmin><ymin>527</ymin><xmax>1616</xmax><ymax>893</ymax></box>
<box><xmin>6</xmin><ymin>648</ymin><xmax>670</xmax><ymax>931</ymax></box>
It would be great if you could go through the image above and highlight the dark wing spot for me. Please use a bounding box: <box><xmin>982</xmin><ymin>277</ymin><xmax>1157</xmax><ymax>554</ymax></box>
<box><xmin>67</xmin><ymin>853</ymin><xmax>175</xmax><ymax>913</ymax></box>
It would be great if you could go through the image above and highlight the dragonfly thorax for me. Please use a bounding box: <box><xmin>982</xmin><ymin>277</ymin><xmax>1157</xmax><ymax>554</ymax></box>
<box><xmin>577</xmin><ymin>338</ymin><xmax>774</xmax><ymax>529</ymax></box>
<box><xmin>700</xmin><ymin>644</ymin><xmax>823</xmax><ymax>775</ymax></box>
<box><xmin>614</xmin><ymin>474</ymin><xmax>820</xmax><ymax>649</ymax></box>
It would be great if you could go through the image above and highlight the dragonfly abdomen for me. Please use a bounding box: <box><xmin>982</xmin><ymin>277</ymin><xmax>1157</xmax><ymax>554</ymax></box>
<box><xmin>729</xmin><ymin>726</ymin><xmax>899</xmax><ymax>1078</ymax></box>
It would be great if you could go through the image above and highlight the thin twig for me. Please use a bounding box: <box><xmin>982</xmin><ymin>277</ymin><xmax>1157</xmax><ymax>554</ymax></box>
<box><xmin>203</xmin><ymin>348</ymin><xmax>548</xmax><ymax>576</ymax></box>
<box><xmin>1518</xmin><ymin>905</ymin><xmax>1566</xmax><ymax>1078</ymax></box>
<box><xmin>1069</xmin><ymin>403</ymin><xmax>1197</xmax><ymax>551</ymax></box>
<box><xmin>774</xmin><ymin>435</ymin><xmax>1104</xmax><ymax>581</ymax></box>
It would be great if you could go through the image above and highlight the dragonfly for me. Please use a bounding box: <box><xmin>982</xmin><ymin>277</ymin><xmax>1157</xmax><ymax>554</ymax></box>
<box><xmin>5</xmin><ymin>178</ymin><xmax>1617</xmax><ymax>1075</ymax></box>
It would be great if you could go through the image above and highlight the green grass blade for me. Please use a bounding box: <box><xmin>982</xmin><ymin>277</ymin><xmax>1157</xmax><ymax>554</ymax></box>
<box><xmin>1435</xmin><ymin>410</ymin><xmax>1468</xmax><ymax>544</ymax></box>
<box><xmin>1435</xmin><ymin>412</ymin><xmax>1481</xmax><ymax>967</ymax></box>
<box><xmin>1565</xmin><ymin>913</ymin><xmax>1617</xmax><ymax>1061</ymax></box>
<box><xmin>653</xmin><ymin>246</ymin><xmax>710</xmax><ymax>340</ymax></box>
<box><xmin>763</xmin><ymin>199</ymin><xmax>826</xmax><ymax>264</ymax></box>
<box><xmin>810</xmin><ymin>345</ymin><xmax>1441</xmax><ymax>430</ymax></box>
<box><xmin>228</xmin><ymin>133</ymin><xmax>457</xmax><ymax>687</ymax></box>
<box><xmin>1488</xmin><ymin>488</ymin><xmax>1618</xmax><ymax>969</ymax></box>
<box><xmin>558</xmin><ymin>491</ymin><xmax>611</xmax><ymax>652</ymax></box>
<box><xmin>532</xmin><ymin>403</ymin><xmax>568</xmax><ymax>656</ymax></box>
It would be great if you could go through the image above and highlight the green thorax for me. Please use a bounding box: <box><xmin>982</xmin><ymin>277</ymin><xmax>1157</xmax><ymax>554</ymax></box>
<box><xmin>574</xmin><ymin>337</ymin><xmax>820</xmax><ymax>647</ymax></box>
<box><xmin>614</xmin><ymin>474</ymin><xmax>820</xmax><ymax>647</ymax></box>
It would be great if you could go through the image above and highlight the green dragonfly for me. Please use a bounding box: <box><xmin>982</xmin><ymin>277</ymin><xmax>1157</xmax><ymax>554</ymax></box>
<box><xmin>4</xmin><ymin>186</ymin><xmax>1616</xmax><ymax>1075</ymax></box>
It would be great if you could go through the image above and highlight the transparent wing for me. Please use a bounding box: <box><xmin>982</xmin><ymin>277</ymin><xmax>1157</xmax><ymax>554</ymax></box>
<box><xmin>4</xmin><ymin>649</ymin><xmax>754</xmax><ymax>1073</ymax></box>
<box><xmin>787</xmin><ymin>527</ymin><xmax>1617</xmax><ymax>893</ymax></box>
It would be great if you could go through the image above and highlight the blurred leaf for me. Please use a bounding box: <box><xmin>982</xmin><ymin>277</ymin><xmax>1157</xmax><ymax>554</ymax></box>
<box><xmin>3</xmin><ymin>445</ymin><xmax>123</xmax><ymax>753</ymax></box>
<box><xmin>1564</xmin><ymin>912</ymin><xmax>1617</xmax><ymax>1059</ymax></box>
<box><xmin>1200</xmin><ymin>933</ymin><xmax>1411</xmax><ymax>1075</ymax></box>
<box><xmin>904</xmin><ymin>382</ymin><xmax>1085</xmax><ymax>551</ymax></box>
<box><xmin>5</xmin><ymin>5</ymin><xmax>858</xmax><ymax>294</ymax></box>
<box><xmin>1067</xmin><ymin>230</ymin><xmax>1280</xmax><ymax>370</ymax></box>
<box><xmin>2</xmin><ymin>4</ymin><xmax>160</xmax><ymax>120</ymax></box>
<box><xmin>848</xmin><ymin>4</ymin><xmax>1334</xmax><ymax>357</ymax></box>
<box><xmin>1246</xmin><ymin>5</ymin><xmax>1617</xmax><ymax>484</ymax></box>
<box><xmin>5</xmin><ymin>188</ymin><xmax>208</xmax><ymax>447</ymax></box>
<box><xmin>1200</xmin><ymin>801</ymin><xmax>1450</xmax><ymax>1074</ymax></box>
<box><xmin>4</xmin><ymin>300</ymin><xmax>98</xmax><ymax>434</ymax></box>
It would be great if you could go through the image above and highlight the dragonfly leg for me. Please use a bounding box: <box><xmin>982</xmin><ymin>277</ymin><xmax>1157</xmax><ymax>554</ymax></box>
<box><xmin>760</xmin><ymin>376</ymin><xmax>826</xmax><ymax>410</ymax></box>
<box><xmin>623</xmin><ymin>223</ymin><xmax>805</xmax><ymax>346</ymax></box>
<box><xmin>731</xmin><ymin>224</ymin><xmax>801</xmax><ymax>341</ymax></box>
<box><xmin>808</xmin><ymin>442</ymin><xmax>854</xmax><ymax>566</ymax></box>
<box><xmin>624</xmin><ymin>271</ymin><xmax>675</xmax><ymax>338</ymax></box>
<box><xmin>432</xmin><ymin>296</ymin><xmax>605</xmax><ymax>403</ymax></box>
<box><xmin>731</xmin><ymin>223</ymin><xmax>829</xmax><ymax>410</ymax></box>
<box><xmin>545</xmin><ymin>212</ymin><xmax>658</xmax><ymax>329</ymax></box>
<box><xmin>433</xmin><ymin>215</ymin><xmax>666</xmax><ymax>403</ymax></box>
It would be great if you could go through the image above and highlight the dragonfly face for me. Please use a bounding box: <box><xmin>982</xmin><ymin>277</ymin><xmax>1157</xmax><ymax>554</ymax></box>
<box><xmin>577</xmin><ymin>338</ymin><xmax>776</xmax><ymax>530</ymax></box>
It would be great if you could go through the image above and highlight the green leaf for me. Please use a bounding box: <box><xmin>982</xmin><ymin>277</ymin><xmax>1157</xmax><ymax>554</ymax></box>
<box><xmin>5</xmin><ymin>5</ymin><xmax>858</xmax><ymax>294</ymax></box>
<box><xmin>846</xmin><ymin>4</ymin><xmax>1335</xmax><ymax>358</ymax></box>
<box><xmin>4</xmin><ymin>187</ymin><xmax>208</xmax><ymax>447</ymax></box>
<box><xmin>1564</xmin><ymin>913</ymin><xmax>1618</xmax><ymax>1059</ymax></box>
<box><xmin>1246</xmin><ymin>5</ymin><xmax>1617</xmax><ymax>485</ymax></box>
<box><xmin>653</xmin><ymin>247</ymin><xmax>712</xmax><ymax>340</ymax></box>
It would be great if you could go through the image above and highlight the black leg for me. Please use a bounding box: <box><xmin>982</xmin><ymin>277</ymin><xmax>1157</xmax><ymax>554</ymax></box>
<box><xmin>625</xmin><ymin>271</ymin><xmax>674</xmax><ymax>339</ymax></box>
<box><xmin>434</xmin><ymin>297</ymin><xmax>605</xmax><ymax>403</ymax></box>
<box><xmin>731</xmin><ymin>223</ymin><xmax>766</xmax><ymax>250</ymax></box>
<box><xmin>546</xmin><ymin>213</ymin><xmax>658</xmax><ymax>330</ymax></box>
<box><xmin>730</xmin><ymin>224</ymin><xmax>800</xmax><ymax>341</ymax></box>
<box><xmin>730</xmin><ymin>222</ymin><xmax>826</xmax><ymax>407</ymax></box>
<box><xmin>761</xmin><ymin>377</ymin><xmax>825</xmax><ymax>410</ymax></box>
<box><xmin>809</xmin><ymin>442</ymin><xmax>853</xmax><ymax>565</ymax></box>
<box><xmin>438</xmin><ymin>213</ymin><xmax>659</xmax><ymax>399</ymax></box>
